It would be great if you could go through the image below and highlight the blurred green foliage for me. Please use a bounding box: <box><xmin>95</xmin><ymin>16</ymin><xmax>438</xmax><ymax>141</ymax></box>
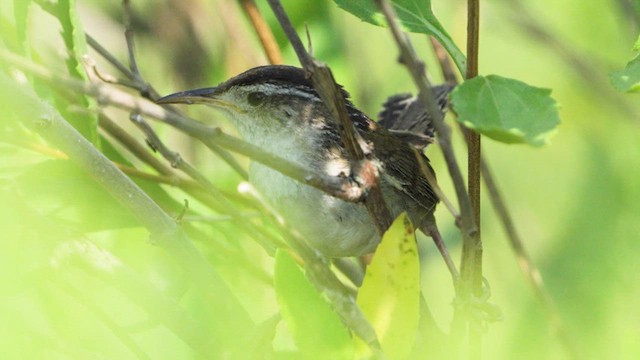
<box><xmin>1</xmin><ymin>0</ymin><xmax>639</xmax><ymax>359</ymax></box>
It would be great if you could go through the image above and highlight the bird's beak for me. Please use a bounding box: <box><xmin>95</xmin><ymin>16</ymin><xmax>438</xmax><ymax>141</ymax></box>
<box><xmin>156</xmin><ymin>87</ymin><xmax>244</xmax><ymax>113</ymax></box>
<box><xmin>156</xmin><ymin>87</ymin><xmax>220</xmax><ymax>105</ymax></box>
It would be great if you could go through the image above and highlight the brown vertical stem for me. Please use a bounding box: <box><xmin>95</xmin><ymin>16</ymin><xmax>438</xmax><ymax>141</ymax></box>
<box><xmin>461</xmin><ymin>0</ymin><xmax>482</xmax><ymax>294</ymax></box>
<box><xmin>239</xmin><ymin>0</ymin><xmax>283</xmax><ymax>65</ymax></box>
<box><xmin>458</xmin><ymin>0</ymin><xmax>483</xmax><ymax>357</ymax></box>
<box><xmin>462</xmin><ymin>0</ymin><xmax>482</xmax><ymax>296</ymax></box>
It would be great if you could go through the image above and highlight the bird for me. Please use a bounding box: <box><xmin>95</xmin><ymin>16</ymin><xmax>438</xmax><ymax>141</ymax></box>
<box><xmin>157</xmin><ymin>65</ymin><xmax>455</xmax><ymax>273</ymax></box>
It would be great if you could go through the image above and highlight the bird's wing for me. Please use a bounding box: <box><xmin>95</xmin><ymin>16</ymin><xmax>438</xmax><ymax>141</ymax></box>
<box><xmin>377</xmin><ymin>84</ymin><xmax>455</xmax><ymax>149</ymax></box>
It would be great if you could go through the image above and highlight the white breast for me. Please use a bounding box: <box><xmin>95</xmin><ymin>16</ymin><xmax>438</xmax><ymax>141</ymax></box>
<box><xmin>248</xmin><ymin>160</ymin><xmax>379</xmax><ymax>257</ymax></box>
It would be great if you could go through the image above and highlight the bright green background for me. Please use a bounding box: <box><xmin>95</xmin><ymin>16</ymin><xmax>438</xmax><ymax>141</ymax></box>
<box><xmin>1</xmin><ymin>0</ymin><xmax>639</xmax><ymax>359</ymax></box>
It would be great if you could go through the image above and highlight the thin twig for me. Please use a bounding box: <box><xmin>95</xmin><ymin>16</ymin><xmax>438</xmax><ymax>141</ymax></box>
<box><xmin>115</xmin><ymin>163</ymin><xmax>199</xmax><ymax>189</ymax></box>
<box><xmin>181</xmin><ymin>213</ymin><xmax>260</xmax><ymax>223</ymax></box>
<box><xmin>123</xmin><ymin>0</ymin><xmax>141</xmax><ymax>77</ymax></box>
<box><xmin>413</xmin><ymin>148</ymin><xmax>460</xmax><ymax>278</ymax></box>
<box><xmin>99</xmin><ymin>114</ymin><xmax>174</xmax><ymax>175</ymax></box>
<box><xmin>239</xmin><ymin>0</ymin><xmax>283</xmax><ymax>65</ymax></box>
<box><xmin>4</xmin><ymin>131</ymin><xmax>197</xmax><ymax>190</ymax></box>
<box><xmin>2</xmin><ymin>137</ymin><xmax>68</xmax><ymax>160</ymax></box>
<box><xmin>332</xmin><ymin>258</ymin><xmax>364</xmax><ymax>287</ymax></box>
<box><xmin>86</xmin><ymin>34</ymin><xmax>133</xmax><ymax>80</ymax></box>
<box><xmin>92</xmin><ymin>6</ymin><xmax>252</xmax><ymax>179</ymax></box>
<box><xmin>413</xmin><ymin>148</ymin><xmax>460</xmax><ymax>219</ymax></box>
<box><xmin>429</xmin><ymin>37</ymin><xmax>458</xmax><ymax>84</ymax></box>
<box><xmin>131</xmin><ymin>113</ymin><xmax>209</xmax><ymax>187</ymax></box>
<box><xmin>460</xmin><ymin>122</ymin><xmax>482</xmax><ymax>295</ymax></box>
<box><xmin>87</xmin><ymin>56</ymin><xmax>136</xmax><ymax>88</ymax></box>
<box><xmin>265</xmin><ymin>1</ymin><xmax>360</xmax><ymax>158</ymax></box>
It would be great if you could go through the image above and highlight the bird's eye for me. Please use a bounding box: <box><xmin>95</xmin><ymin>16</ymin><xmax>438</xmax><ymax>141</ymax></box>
<box><xmin>247</xmin><ymin>92</ymin><xmax>266</xmax><ymax>106</ymax></box>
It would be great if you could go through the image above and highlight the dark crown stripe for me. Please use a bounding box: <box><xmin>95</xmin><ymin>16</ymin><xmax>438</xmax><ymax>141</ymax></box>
<box><xmin>218</xmin><ymin>65</ymin><xmax>352</xmax><ymax>101</ymax></box>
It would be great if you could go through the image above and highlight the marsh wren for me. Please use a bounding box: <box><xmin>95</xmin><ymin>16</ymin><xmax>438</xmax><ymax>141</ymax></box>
<box><xmin>158</xmin><ymin>65</ymin><xmax>453</xmax><ymax>264</ymax></box>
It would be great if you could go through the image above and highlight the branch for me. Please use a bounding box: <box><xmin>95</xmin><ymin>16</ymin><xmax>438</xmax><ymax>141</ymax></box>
<box><xmin>86</xmin><ymin>34</ymin><xmax>134</xmax><ymax>81</ymax></box>
<box><xmin>129</xmin><ymin>112</ymin><xmax>283</xmax><ymax>254</ymax></box>
<box><xmin>413</xmin><ymin>149</ymin><xmax>460</xmax><ymax>277</ymax></box>
<box><xmin>130</xmin><ymin>113</ymin><xmax>214</xmax><ymax>192</ymax></box>
<box><xmin>99</xmin><ymin>114</ymin><xmax>175</xmax><ymax>175</ymax></box>
<box><xmin>123</xmin><ymin>0</ymin><xmax>142</xmax><ymax>81</ymax></box>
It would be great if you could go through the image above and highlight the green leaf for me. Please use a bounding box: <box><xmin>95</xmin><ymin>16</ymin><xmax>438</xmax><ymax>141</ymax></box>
<box><xmin>274</xmin><ymin>250</ymin><xmax>354</xmax><ymax>359</ymax></box>
<box><xmin>357</xmin><ymin>213</ymin><xmax>420</xmax><ymax>360</ymax></box>
<box><xmin>451</xmin><ymin>75</ymin><xmax>560</xmax><ymax>146</ymax></box>
<box><xmin>54</xmin><ymin>0</ymin><xmax>88</xmax><ymax>81</ymax></box>
<box><xmin>610</xmin><ymin>53</ymin><xmax>640</xmax><ymax>93</ymax></box>
<box><xmin>50</xmin><ymin>0</ymin><xmax>99</xmax><ymax>144</ymax></box>
<box><xmin>609</xmin><ymin>35</ymin><xmax>640</xmax><ymax>93</ymax></box>
<box><xmin>333</xmin><ymin>0</ymin><xmax>466</xmax><ymax>74</ymax></box>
